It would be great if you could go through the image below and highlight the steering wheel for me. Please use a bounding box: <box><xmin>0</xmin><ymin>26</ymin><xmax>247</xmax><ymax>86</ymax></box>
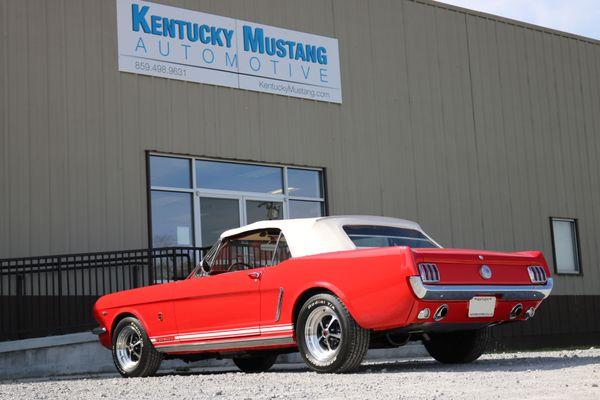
<box><xmin>227</xmin><ymin>262</ymin><xmax>253</xmax><ymax>272</ymax></box>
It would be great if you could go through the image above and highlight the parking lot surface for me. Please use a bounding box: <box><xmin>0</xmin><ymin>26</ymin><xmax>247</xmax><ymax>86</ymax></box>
<box><xmin>1</xmin><ymin>348</ymin><xmax>599</xmax><ymax>400</ymax></box>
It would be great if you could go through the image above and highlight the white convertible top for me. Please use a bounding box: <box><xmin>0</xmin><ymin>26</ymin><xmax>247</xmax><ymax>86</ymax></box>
<box><xmin>220</xmin><ymin>215</ymin><xmax>432</xmax><ymax>258</ymax></box>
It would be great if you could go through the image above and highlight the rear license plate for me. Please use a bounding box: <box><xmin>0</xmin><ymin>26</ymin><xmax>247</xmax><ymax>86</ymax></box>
<box><xmin>468</xmin><ymin>296</ymin><xmax>496</xmax><ymax>318</ymax></box>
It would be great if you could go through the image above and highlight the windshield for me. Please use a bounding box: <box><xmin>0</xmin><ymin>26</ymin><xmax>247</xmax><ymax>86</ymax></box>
<box><xmin>343</xmin><ymin>225</ymin><xmax>439</xmax><ymax>249</ymax></box>
<box><xmin>190</xmin><ymin>240</ymin><xmax>221</xmax><ymax>278</ymax></box>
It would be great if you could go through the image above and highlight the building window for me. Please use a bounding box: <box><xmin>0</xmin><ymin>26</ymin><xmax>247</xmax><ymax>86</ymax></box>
<box><xmin>550</xmin><ymin>218</ymin><xmax>581</xmax><ymax>275</ymax></box>
<box><xmin>148</xmin><ymin>154</ymin><xmax>326</xmax><ymax>247</ymax></box>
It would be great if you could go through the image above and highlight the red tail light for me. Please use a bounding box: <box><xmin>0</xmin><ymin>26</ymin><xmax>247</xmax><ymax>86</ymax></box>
<box><xmin>418</xmin><ymin>263</ymin><xmax>440</xmax><ymax>283</ymax></box>
<box><xmin>527</xmin><ymin>266</ymin><xmax>547</xmax><ymax>284</ymax></box>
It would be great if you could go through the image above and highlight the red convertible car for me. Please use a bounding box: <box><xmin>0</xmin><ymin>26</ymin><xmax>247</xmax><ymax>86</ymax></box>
<box><xmin>92</xmin><ymin>216</ymin><xmax>553</xmax><ymax>377</ymax></box>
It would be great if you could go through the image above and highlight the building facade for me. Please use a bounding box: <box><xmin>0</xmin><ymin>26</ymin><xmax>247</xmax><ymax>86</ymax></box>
<box><xmin>1</xmin><ymin>0</ymin><xmax>600</xmax><ymax>347</ymax></box>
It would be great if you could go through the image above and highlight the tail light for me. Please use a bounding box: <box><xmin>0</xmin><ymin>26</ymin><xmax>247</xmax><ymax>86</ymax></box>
<box><xmin>527</xmin><ymin>265</ymin><xmax>547</xmax><ymax>284</ymax></box>
<box><xmin>418</xmin><ymin>263</ymin><xmax>440</xmax><ymax>283</ymax></box>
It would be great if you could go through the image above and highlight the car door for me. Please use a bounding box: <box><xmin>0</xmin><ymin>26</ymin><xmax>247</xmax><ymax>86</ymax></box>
<box><xmin>172</xmin><ymin>268</ymin><xmax>262</xmax><ymax>345</ymax></box>
<box><xmin>258</xmin><ymin>233</ymin><xmax>294</xmax><ymax>335</ymax></box>
<box><xmin>172</xmin><ymin>230</ymin><xmax>278</xmax><ymax>347</ymax></box>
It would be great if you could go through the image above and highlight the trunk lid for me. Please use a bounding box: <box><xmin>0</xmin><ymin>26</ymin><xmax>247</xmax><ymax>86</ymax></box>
<box><xmin>411</xmin><ymin>248</ymin><xmax>548</xmax><ymax>285</ymax></box>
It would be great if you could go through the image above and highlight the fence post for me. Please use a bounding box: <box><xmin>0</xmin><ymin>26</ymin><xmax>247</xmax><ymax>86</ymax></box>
<box><xmin>132</xmin><ymin>265</ymin><xmax>139</xmax><ymax>288</ymax></box>
<box><xmin>171</xmin><ymin>250</ymin><xmax>177</xmax><ymax>283</ymax></box>
<box><xmin>16</xmin><ymin>274</ymin><xmax>24</xmax><ymax>297</ymax></box>
<box><xmin>147</xmin><ymin>250</ymin><xmax>155</xmax><ymax>286</ymax></box>
<box><xmin>57</xmin><ymin>257</ymin><xmax>62</xmax><ymax>328</ymax></box>
<box><xmin>16</xmin><ymin>272</ymin><xmax>23</xmax><ymax>339</ymax></box>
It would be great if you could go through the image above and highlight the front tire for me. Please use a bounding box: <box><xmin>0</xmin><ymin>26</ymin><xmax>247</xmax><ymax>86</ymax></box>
<box><xmin>296</xmin><ymin>293</ymin><xmax>370</xmax><ymax>373</ymax></box>
<box><xmin>424</xmin><ymin>328</ymin><xmax>490</xmax><ymax>364</ymax></box>
<box><xmin>233</xmin><ymin>353</ymin><xmax>278</xmax><ymax>373</ymax></box>
<box><xmin>112</xmin><ymin>317</ymin><xmax>162</xmax><ymax>377</ymax></box>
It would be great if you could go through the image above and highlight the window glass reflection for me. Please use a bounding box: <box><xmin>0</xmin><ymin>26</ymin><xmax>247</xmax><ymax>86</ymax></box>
<box><xmin>289</xmin><ymin>200</ymin><xmax>323</xmax><ymax>219</ymax></box>
<box><xmin>196</xmin><ymin>160</ymin><xmax>283</xmax><ymax>194</ymax></box>
<box><xmin>150</xmin><ymin>156</ymin><xmax>191</xmax><ymax>188</ymax></box>
<box><xmin>151</xmin><ymin>191</ymin><xmax>193</xmax><ymax>247</ymax></box>
<box><xmin>552</xmin><ymin>219</ymin><xmax>580</xmax><ymax>273</ymax></box>
<box><xmin>246</xmin><ymin>200</ymin><xmax>284</xmax><ymax>224</ymax></box>
<box><xmin>287</xmin><ymin>169</ymin><xmax>322</xmax><ymax>198</ymax></box>
<box><xmin>200</xmin><ymin>197</ymin><xmax>240</xmax><ymax>247</ymax></box>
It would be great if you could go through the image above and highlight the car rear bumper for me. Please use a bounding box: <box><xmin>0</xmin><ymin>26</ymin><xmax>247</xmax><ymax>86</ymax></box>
<box><xmin>409</xmin><ymin>276</ymin><xmax>553</xmax><ymax>301</ymax></box>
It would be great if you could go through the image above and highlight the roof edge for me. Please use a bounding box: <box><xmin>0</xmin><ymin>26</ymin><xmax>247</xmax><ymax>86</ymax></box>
<box><xmin>418</xmin><ymin>0</ymin><xmax>600</xmax><ymax>46</ymax></box>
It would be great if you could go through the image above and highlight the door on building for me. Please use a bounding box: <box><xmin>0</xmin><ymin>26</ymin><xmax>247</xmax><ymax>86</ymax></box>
<box><xmin>148</xmin><ymin>155</ymin><xmax>326</xmax><ymax>248</ymax></box>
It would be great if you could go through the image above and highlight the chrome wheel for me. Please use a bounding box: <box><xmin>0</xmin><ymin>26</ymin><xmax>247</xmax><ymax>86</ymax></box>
<box><xmin>304</xmin><ymin>305</ymin><xmax>343</xmax><ymax>363</ymax></box>
<box><xmin>115</xmin><ymin>325</ymin><xmax>143</xmax><ymax>372</ymax></box>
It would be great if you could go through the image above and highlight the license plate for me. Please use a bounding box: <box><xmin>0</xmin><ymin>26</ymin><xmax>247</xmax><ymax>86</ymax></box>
<box><xmin>468</xmin><ymin>296</ymin><xmax>496</xmax><ymax>318</ymax></box>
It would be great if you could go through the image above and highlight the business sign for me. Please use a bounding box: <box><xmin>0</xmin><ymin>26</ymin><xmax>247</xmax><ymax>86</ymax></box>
<box><xmin>116</xmin><ymin>0</ymin><xmax>342</xmax><ymax>103</ymax></box>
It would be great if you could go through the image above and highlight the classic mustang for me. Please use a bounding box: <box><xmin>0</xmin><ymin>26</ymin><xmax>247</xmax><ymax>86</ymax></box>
<box><xmin>92</xmin><ymin>216</ymin><xmax>553</xmax><ymax>377</ymax></box>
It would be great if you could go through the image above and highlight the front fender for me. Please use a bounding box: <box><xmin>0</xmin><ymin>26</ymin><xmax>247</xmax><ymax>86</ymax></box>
<box><xmin>93</xmin><ymin>300</ymin><xmax>155</xmax><ymax>349</ymax></box>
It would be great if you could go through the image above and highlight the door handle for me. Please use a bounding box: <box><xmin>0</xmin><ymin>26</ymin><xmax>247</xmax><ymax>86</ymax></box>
<box><xmin>248</xmin><ymin>271</ymin><xmax>262</xmax><ymax>280</ymax></box>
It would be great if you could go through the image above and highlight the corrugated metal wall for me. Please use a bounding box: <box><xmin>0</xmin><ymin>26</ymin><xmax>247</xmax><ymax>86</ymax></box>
<box><xmin>1</xmin><ymin>0</ymin><xmax>599</xmax><ymax>296</ymax></box>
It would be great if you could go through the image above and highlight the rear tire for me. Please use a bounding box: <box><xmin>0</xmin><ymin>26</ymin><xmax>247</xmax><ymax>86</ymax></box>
<box><xmin>424</xmin><ymin>328</ymin><xmax>490</xmax><ymax>364</ymax></box>
<box><xmin>112</xmin><ymin>317</ymin><xmax>162</xmax><ymax>377</ymax></box>
<box><xmin>233</xmin><ymin>353</ymin><xmax>278</xmax><ymax>373</ymax></box>
<box><xmin>296</xmin><ymin>293</ymin><xmax>370</xmax><ymax>373</ymax></box>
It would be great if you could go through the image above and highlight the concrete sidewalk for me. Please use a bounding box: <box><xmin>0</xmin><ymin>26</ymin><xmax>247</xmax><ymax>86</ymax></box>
<box><xmin>0</xmin><ymin>332</ymin><xmax>428</xmax><ymax>380</ymax></box>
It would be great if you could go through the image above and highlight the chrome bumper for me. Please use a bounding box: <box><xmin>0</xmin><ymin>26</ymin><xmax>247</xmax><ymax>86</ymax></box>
<box><xmin>91</xmin><ymin>326</ymin><xmax>107</xmax><ymax>335</ymax></box>
<box><xmin>409</xmin><ymin>277</ymin><xmax>553</xmax><ymax>301</ymax></box>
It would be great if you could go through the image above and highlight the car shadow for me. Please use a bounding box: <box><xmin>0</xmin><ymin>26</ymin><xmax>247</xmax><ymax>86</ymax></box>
<box><xmin>163</xmin><ymin>353</ymin><xmax>600</xmax><ymax>377</ymax></box>
<box><xmin>4</xmin><ymin>354</ymin><xmax>598</xmax><ymax>383</ymax></box>
<box><xmin>352</xmin><ymin>354</ymin><xmax>600</xmax><ymax>374</ymax></box>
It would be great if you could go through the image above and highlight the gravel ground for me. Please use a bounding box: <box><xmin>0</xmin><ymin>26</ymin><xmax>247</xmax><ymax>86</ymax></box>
<box><xmin>1</xmin><ymin>348</ymin><xmax>599</xmax><ymax>400</ymax></box>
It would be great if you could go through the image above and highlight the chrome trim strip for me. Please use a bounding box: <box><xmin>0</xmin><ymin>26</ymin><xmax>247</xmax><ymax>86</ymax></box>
<box><xmin>92</xmin><ymin>326</ymin><xmax>107</xmax><ymax>335</ymax></box>
<box><xmin>275</xmin><ymin>287</ymin><xmax>284</xmax><ymax>322</ymax></box>
<box><xmin>409</xmin><ymin>276</ymin><xmax>554</xmax><ymax>301</ymax></box>
<box><xmin>155</xmin><ymin>335</ymin><xmax>295</xmax><ymax>353</ymax></box>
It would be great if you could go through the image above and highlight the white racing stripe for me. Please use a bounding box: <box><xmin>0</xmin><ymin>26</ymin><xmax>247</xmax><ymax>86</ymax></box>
<box><xmin>154</xmin><ymin>335</ymin><xmax>296</xmax><ymax>353</ymax></box>
<box><xmin>150</xmin><ymin>324</ymin><xmax>294</xmax><ymax>343</ymax></box>
<box><xmin>177</xmin><ymin>328</ymin><xmax>260</xmax><ymax>341</ymax></box>
<box><xmin>260</xmin><ymin>324</ymin><xmax>294</xmax><ymax>333</ymax></box>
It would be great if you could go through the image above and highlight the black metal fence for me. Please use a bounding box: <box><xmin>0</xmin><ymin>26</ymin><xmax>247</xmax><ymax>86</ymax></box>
<box><xmin>0</xmin><ymin>247</ymin><xmax>208</xmax><ymax>342</ymax></box>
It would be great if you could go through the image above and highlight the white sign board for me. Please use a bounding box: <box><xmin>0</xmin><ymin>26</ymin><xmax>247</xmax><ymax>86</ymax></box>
<box><xmin>116</xmin><ymin>0</ymin><xmax>342</xmax><ymax>103</ymax></box>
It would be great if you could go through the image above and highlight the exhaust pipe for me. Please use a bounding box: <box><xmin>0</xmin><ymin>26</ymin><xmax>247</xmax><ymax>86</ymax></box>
<box><xmin>433</xmin><ymin>304</ymin><xmax>448</xmax><ymax>321</ymax></box>
<box><xmin>525</xmin><ymin>307</ymin><xmax>536</xmax><ymax>319</ymax></box>
<box><xmin>510</xmin><ymin>304</ymin><xmax>523</xmax><ymax>320</ymax></box>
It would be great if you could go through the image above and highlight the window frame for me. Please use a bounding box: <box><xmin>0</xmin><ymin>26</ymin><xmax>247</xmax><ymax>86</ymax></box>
<box><xmin>146</xmin><ymin>151</ymin><xmax>327</xmax><ymax>248</ymax></box>
<box><xmin>549</xmin><ymin>217</ymin><xmax>582</xmax><ymax>276</ymax></box>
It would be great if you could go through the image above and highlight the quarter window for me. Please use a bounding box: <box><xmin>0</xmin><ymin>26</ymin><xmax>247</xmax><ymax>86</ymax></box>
<box><xmin>551</xmin><ymin>218</ymin><xmax>581</xmax><ymax>274</ymax></box>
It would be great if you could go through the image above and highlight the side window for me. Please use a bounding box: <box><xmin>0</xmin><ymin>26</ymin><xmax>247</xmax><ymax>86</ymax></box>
<box><xmin>209</xmin><ymin>229</ymin><xmax>283</xmax><ymax>274</ymax></box>
<box><xmin>550</xmin><ymin>217</ymin><xmax>581</xmax><ymax>275</ymax></box>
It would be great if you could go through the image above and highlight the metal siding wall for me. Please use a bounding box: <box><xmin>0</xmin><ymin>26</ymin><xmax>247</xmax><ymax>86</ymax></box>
<box><xmin>0</xmin><ymin>0</ymin><xmax>7</xmax><ymax>258</ymax></box>
<box><xmin>0</xmin><ymin>0</ymin><xmax>599</xmax><ymax>296</ymax></box>
<box><xmin>6</xmin><ymin>0</ymin><xmax>31</xmax><ymax>257</ymax></box>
